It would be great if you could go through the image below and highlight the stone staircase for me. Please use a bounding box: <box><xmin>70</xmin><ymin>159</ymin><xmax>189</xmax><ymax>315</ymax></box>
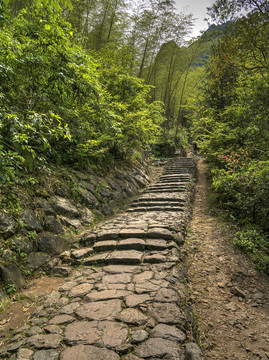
<box><xmin>0</xmin><ymin>157</ymin><xmax>205</xmax><ymax>360</ymax></box>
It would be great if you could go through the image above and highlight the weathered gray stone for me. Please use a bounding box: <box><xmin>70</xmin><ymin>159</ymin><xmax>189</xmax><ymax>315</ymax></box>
<box><xmin>103</xmin><ymin>265</ymin><xmax>141</xmax><ymax>274</ymax></box>
<box><xmin>144</xmin><ymin>254</ymin><xmax>167</xmax><ymax>263</ymax></box>
<box><xmin>147</xmin><ymin>228</ymin><xmax>174</xmax><ymax>240</ymax></box>
<box><xmin>185</xmin><ymin>342</ymin><xmax>205</xmax><ymax>359</ymax></box>
<box><xmin>10</xmin><ymin>237</ymin><xmax>33</xmax><ymax>254</ymax></box>
<box><xmin>125</xmin><ymin>294</ymin><xmax>151</xmax><ymax>307</ymax></box>
<box><xmin>38</xmin><ymin>233</ymin><xmax>64</xmax><ymax>255</ymax></box>
<box><xmin>96</xmin><ymin>230</ymin><xmax>119</xmax><ymax>240</ymax></box>
<box><xmin>93</xmin><ymin>240</ymin><xmax>117</xmax><ymax>252</ymax></box>
<box><xmin>118</xmin><ymin>238</ymin><xmax>145</xmax><ymax>251</ymax></box>
<box><xmin>99</xmin><ymin>321</ymin><xmax>129</xmax><ymax>347</ymax></box>
<box><xmin>122</xmin><ymin>354</ymin><xmax>142</xmax><ymax>360</ymax></box>
<box><xmin>27</xmin><ymin>334</ymin><xmax>62</xmax><ymax>349</ymax></box>
<box><xmin>33</xmin><ymin>349</ymin><xmax>59</xmax><ymax>360</ymax></box>
<box><xmin>133</xmin><ymin>271</ymin><xmax>154</xmax><ymax>282</ymax></box>
<box><xmin>44</xmin><ymin>291</ymin><xmax>61</xmax><ymax>307</ymax></box>
<box><xmin>106</xmin><ymin>250</ymin><xmax>143</xmax><ymax>264</ymax></box>
<box><xmin>135</xmin><ymin>338</ymin><xmax>184</xmax><ymax>359</ymax></box>
<box><xmin>44</xmin><ymin>325</ymin><xmax>63</xmax><ymax>335</ymax></box>
<box><xmin>52</xmin><ymin>196</ymin><xmax>79</xmax><ymax>218</ymax></box>
<box><xmin>130</xmin><ymin>330</ymin><xmax>149</xmax><ymax>343</ymax></box>
<box><xmin>119</xmin><ymin>229</ymin><xmax>146</xmax><ymax>238</ymax></box>
<box><xmin>60</xmin><ymin>344</ymin><xmax>120</xmax><ymax>360</ymax></box>
<box><xmin>0</xmin><ymin>263</ymin><xmax>25</xmax><ymax>289</ymax></box>
<box><xmin>22</xmin><ymin>209</ymin><xmax>43</xmax><ymax>232</ymax></box>
<box><xmin>59</xmin><ymin>217</ymin><xmax>82</xmax><ymax>229</ymax></box>
<box><xmin>135</xmin><ymin>281</ymin><xmax>160</xmax><ymax>293</ymax></box>
<box><xmin>59</xmin><ymin>281</ymin><xmax>77</xmax><ymax>292</ymax></box>
<box><xmin>69</xmin><ymin>283</ymin><xmax>93</xmax><ymax>297</ymax></box>
<box><xmin>71</xmin><ymin>248</ymin><xmax>93</xmax><ymax>259</ymax></box>
<box><xmin>64</xmin><ymin>321</ymin><xmax>101</xmax><ymax>346</ymax></box>
<box><xmin>76</xmin><ymin>299</ymin><xmax>122</xmax><ymax>321</ymax></box>
<box><xmin>83</xmin><ymin>252</ymin><xmax>109</xmax><ymax>265</ymax></box>
<box><xmin>59</xmin><ymin>302</ymin><xmax>80</xmax><ymax>315</ymax></box>
<box><xmin>17</xmin><ymin>348</ymin><xmax>34</xmax><ymax>360</ymax></box>
<box><xmin>155</xmin><ymin>288</ymin><xmax>179</xmax><ymax>302</ymax></box>
<box><xmin>151</xmin><ymin>324</ymin><xmax>186</xmax><ymax>342</ymax></box>
<box><xmin>0</xmin><ymin>214</ymin><xmax>15</xmax><ymax>239</ymax></box>
<box><xmin>85</xmin><ymin>290</ymin><xmax>130</xmax><ymax>302</ymax></box>
<box><xmin>49</xmin><ymin>315</ymin><xmax>75</xmax><ymax>325</ymax></box>
<box><xmin>102</xmin><ymin>273</ymin><xmax>132</xmax><ymax>284</ymax></box>
<box><xmin>148</xmin><ymin>303</ymin><xmax>186</xmax><ymax>329</ymax></box>
<box><xmin>44</xmin><ymin>216</ymin><xmax>63</xmax><ymax>234</ymax></box>
<box><xmin>26</xmin><ymin>326</ymin><xmax>43</xmax><ymax>337</ymax></box>
<box><xmin>50</xmin><ymin>266</ymin><xmax>71</xmax><ymax>277</ymax></box>
<box><xmin>36</xmin><ymin>198</ymin><xmax>56</xmax><ymax>216</ymax></box>
<box><xmin>115</xmin><ymin>308</ymin><xmax>148</xmax><ymax>325</ymax></box>
<box><xmin>80</xmin><ymin>208</ymin><xmax>94</xmax><ymax>226</ymax></box>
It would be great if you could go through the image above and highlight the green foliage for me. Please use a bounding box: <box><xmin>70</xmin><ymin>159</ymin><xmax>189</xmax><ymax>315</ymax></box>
<box><xmin>0</xmin><ymin>7</ymin><xmax>164</xmax><ymax>185</ymax></box>
<box><xmin>151</xmin><ymin>127</ymin><xmax>188</xmax><ymax>158</ymax></box>
<box><xmin>4</xmin><ymin>283</ymin><xmax>16</xmax><ymax>296</ymax></box>
<box><xmin>233</xmin><ymin>228</ymin><xmax>269</xmax><ymax>274</ymax></box>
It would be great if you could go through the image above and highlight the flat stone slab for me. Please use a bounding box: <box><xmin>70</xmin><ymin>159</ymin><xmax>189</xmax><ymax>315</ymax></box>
<box><xmin>145</xmin><ymin>239</ymin><xmax>167</xmax><ymax>250</ymax></box>
<box><xmin>115</xmin><ymin>308</ymin><xmax>149</xmax><ymax>326</ymax></box>
<box><xmin>135</xmin><ymin>338</ymin><xmax>184</xmax><ymax>359</ymax></box>
<box><xmin>85</xmin><ymin>290</ymin><xmax>130</xmax><ymax>302</ymax></box>
<box><xmin>49</xmin><ymin>315</ymin><xmax>75</xmax><ymax>325</ymax></box>
<box><xmin>71</xmin><ymin>248</ymin><xmax>93</xmax><ymax>259</ymax></box>
<box><xmin>106</xmin><ymin>250</ymin><xmax>143</xmax><ymax>264</ymax></box>
<box><xmin>76</xmin><ymin>299</ymin><xmax>122</xmax><ymax>321</ymax></box>
<box><xmin>27</xmin><ymin>334</ymin><xmax>62</xmax><ymax>349</ymax></box>
<box><xmin>103</xmin><ymin>265</ymin><xmax>141</xmax><ymax>274</ymax></box>
<box><xmin>96</xmin><ymin>231</ymin><xmax>119</xmax><ymax>240</ymax></box>
<box><xmin>144</xmin><ymin>254</ymin><xmax>167</xmax><ymax>263</ymax></box>
<box><xmin>148</xmin><ymin>303</ymin><xmax>186</xmax><ymax>329</ymax></box>
<box><xmin>64</xmin><ymin>320</ymin><xmax>129</xmax><ymax>347</ymax></box>
<box><xmin>69</xmin><ymin>283</ymin><xmax>93</xmax><ymax>297</ymax></box>
<box><xmin>125</xmin><ymin>294</ymin><xmax>151</xmax><ymax>307</ymax></box>
<box><xmin>33</xmin><ymin>349</ymin><xmax>59</xmax><ymax>360</ymax></box>
<box><xmin>155</xmin><ymin>288</ymin><xmax>179</xmax><ymax>303</ymax></box>
<box><xmin>119</xmin><ymin>229</ymin><xmax>146</xmax><ymax>238</ymax></box>
<box><xmin>147</xmin><ymin>228</ymin><xmax>174</xmax><ymax>240</ymax></box>
<box><xmin>61</xmin><ymin>344</ymin><xmax>120</xmax><ymax>360</ymax></box>
<box><xmin>118</xmin><ymin>238</ymin><xmax>145</xmax><ymax>251</ymax></box>
<box><xmin>151</xmin><ymin>324</ymin><xmax>186</xmax><ymax>342</ymax></box>
<box><xmin>102</xmin><ymin>273</ymin><xmax>132</xmax><ymax>284</ymax></box>
<box><xmin>93</xmin><ymin>241</ymin><xmax>117</xmax><ymax>252</ymax></box>
<box><xmin>83</xmin><ymin>253</ymin><xmax>110</xmax><ymax>265</ymax></box>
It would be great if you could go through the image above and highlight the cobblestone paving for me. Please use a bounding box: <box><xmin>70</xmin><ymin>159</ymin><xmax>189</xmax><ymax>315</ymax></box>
<box><xmin>0</xmin><ymin>158</ymin><xmax>205</xmax><ymax>360</ymax></box>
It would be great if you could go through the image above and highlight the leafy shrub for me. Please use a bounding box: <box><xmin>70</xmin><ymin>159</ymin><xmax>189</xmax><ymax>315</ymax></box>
<box><xmin>233</xmin><ymin>228</ymin><xmax>269</xmax><ymax>274</ymax></box>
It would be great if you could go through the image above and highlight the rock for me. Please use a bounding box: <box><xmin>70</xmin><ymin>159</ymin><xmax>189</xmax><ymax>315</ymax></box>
<box><xmin>26</xmin><ymin>326</ymin><xmax>43</xmax><ymax>337</ymax></box>
<box><xmin>27</xmin><ymin>334</ymin><xmax>62</xmax><ymax>349</ymax></box>
<box><xmin>155</xmin><ymin>288</ymin><xmax>179</xmax><ymax>302</ymax></box>
<box><xmin>151</xmin><ymin>324</ymin><xmax>186</xmax><ymax>342</ymax></box>
<box><xmin>59</xmin><ymin>302</ymin><xmax>80</xmax><ymax>315</ymax></box>
<box><xmin>130</xmin><ymin>330</ymin><xmax>149</xmax><ymax>343</ymax></box>
<box><xmin>33</xmin><ymin>349</ymin><xmax>59</xmax><ymax>360</ymax></box>
<box><xmin>185</xmin><ymin>342</ymin><xmax>205</xmax><ymax>359</ymax></box>
<box><xmin>49</xmin><ymin>315</ymin><xmax>75</xmax><ymax>325</ymax></box>
<box><xmin>225</xmin><ymin>302</ymin><xmax>237</xmax><ymax>311</ymax></box>
<box><xmin>0</xmin><ymin>213</ymin><xmax>15</xmax><ymax>239</ymax></box>
<box><xmin>17</xmin><ymin>348</ymin><xmax>34</xmax><ymax>360</ymax></box>
<box><xmin>99</xmin><ymin>321</ymin><xmax>129</xmax><ymax>347</ymax></box>
<box><xmin>59</xmin><ymin>217</ymin><xmax>82</xmax><ymax>230</ymax></box>
<box><xmin>25</xmin><ymin>252</ymin><xmax>50</xmax><ymax>271</ymax></box>
<box><xmin>85</xmin><ymin>290</ymin><xmax>130</xmax><ymax>302</ymax></box>
<box><xmin>50</xmin><ymin>266</ymin><xmax>71</xmax><ymax>277</ymax></box>
<box><xmin>22</xmin><ymin>209</ymin><xmax>43</xmax><ymax>232</ymax></box>
<box><xmin>64</xmin><ymin>321</ymin><xmax>101</xmax><ymax>346</ymax></box>
<box><xmin>125</xmin><ymin>294</ymin><xmax>151</xmax><ymax>308</ymax></box>
<box><xmin>230</xmin><ymin>286</ymin><xmax>246</xmax><ymax>298</ymax></box>
<box><xmin>147</xmin><ymin>227</ymin><xmax>174</xmax><ymax>240</ymax></box>
<box><xmin>60</xmin><ymin>344</ymin><xmax>120</xmax><ymax>360</ymax></box>
<box><xmin>38</xmin><ymin>233</ymin><xmax>65</xmax><ymax>254</ymax></box>
<box><xmin>135</xmin><ymin>338</ymin><xmax>184</xmax><ymax>359</ymax></box>
<box><xmin>43</xmin><ymin>325</ymin><xmax>63</xmax><ymax>335</ymax></box>
<box><xmin>122</xmin><ymin>354</ymin><xmax>142</xmax><ymax>360</ymax></box>
<box><xmin>69</xmin><ymin>283</ymin><xmax>93</xmax><ymax>297</ymax></box>
<box><xmin>148</xmin><ymin>303</ymin><xmax>186</xmax><ymax>330</ymax></box>
<box><xmin>115</xmin><ymin>308</ymin><xmax>148</xmax><ymax>326</ymax></box>
<box><xmin>35</xmin><ymin>198</ymin><xmax>56</xmax><ymax>216</ymax></box>
<box><xmin>80</xmin><ymin>208</ymin><xmax>94</xmax><ymax>226</ymax></box>
<box><xmin>0</xmin><ymin>262</ymin><xmax>25</xmax><ymax>289</ymax></box>
<box><xmin>10</xmin><ymin>237</ymin><xmax>33</xmax><ymax>254</ymax></box>
<box><xmin>106</xmin><ymin>250</ymin><xmax>143</xmax><ymax>265</ymax></box>
<box><xmin>52</xmin><ymin>196</ymin><xmax>79</xmax><ymax>218</ymax></box>
<box><xmin>44</xmin><ymin>216</ymin><xmax>63</xmax><ymax>234</ymax></box>
<box><xmin>76</xmin><ymin>299</ymin><xmax>122</xmax><ymax>321</ymax></box>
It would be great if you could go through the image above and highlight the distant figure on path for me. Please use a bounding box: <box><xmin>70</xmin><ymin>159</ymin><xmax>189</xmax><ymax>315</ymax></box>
<box><xmin>192</xmin><ymin>142</ymin><xmax>199</xmax><ymax>154</ymax></box>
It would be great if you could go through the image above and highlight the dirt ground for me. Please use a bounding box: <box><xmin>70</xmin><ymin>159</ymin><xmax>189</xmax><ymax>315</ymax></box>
<box><xmin>186</xmin><ymin>159</ymin><xmax>269</xmax><ymax>360</ymax></box>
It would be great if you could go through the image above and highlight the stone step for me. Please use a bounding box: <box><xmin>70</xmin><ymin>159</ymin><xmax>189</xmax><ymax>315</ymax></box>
<box><xmin>144</xmin><ymin>189</ymin><xmax>186</xmax><ymax>194</ymax></box>
<box><xmin>127</xmin><ymin>206</ymin><xmax>185</xmax><ymax>212</ymax></box>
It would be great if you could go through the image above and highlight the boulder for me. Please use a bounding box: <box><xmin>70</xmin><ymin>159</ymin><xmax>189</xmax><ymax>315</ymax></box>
<box><xmin>0</xmin><ymin>214</ymin><xmax>15</xmax><ymax>239</ymax></box>
<box><xmin>52</xmin><ymin>196</ymin><xmax>79</xmax><ymax>218</ymax></box>
<box><xmin>0</xmin><ymin>262</ymin><xmax>25</xmax><ymax>289</ymax></box>
<box><xmin>22</xmin><ymin>209</ymin><xmax>43</xmax><ymax>232</ymax></box>
<box><xmin>38</xmin><ymin>233</ymin><xmax>65</xmax><ymax>254</ymax></box>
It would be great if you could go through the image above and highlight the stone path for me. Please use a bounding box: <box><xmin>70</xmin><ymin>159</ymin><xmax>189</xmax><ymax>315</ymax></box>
<box><xmin>0</xmin><ymin>158</ymin><xmax>204</xmax><ymax>360</ymax></box>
